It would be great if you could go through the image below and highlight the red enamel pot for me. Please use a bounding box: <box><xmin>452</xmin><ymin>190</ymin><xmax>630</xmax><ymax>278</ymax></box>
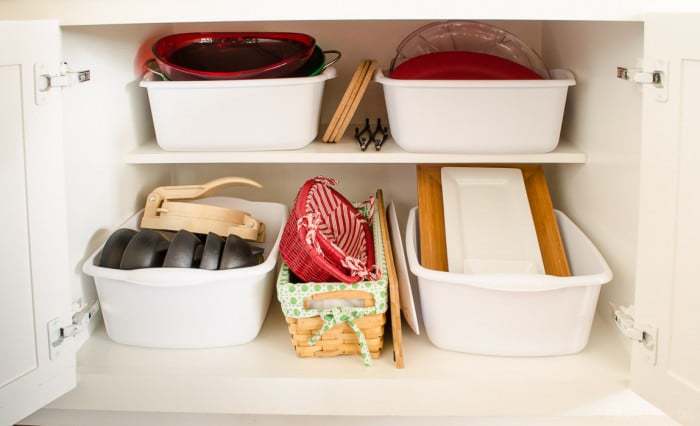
<box><xmin>152</xmin><ymin>32</ymin><xmax>316</xmax><ymax>81</ymax></box>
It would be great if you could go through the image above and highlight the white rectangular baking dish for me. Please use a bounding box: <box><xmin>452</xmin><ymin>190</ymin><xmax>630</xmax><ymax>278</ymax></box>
<box><xmin>83</xmin><ymin>197</ymin><xmax>287</xmax><ymax>349</ymax></box>
<box><xmin>441</xmin><ymin>167</ymin><xmax>544</xmax><ymax>274</ymax></box>
<box><xmin>141</xmin><ymin>68</ymin><xmax>336</xmax><ymax>151</ymax></box>
<box><xmin>375</xmin><ymin>69</ymin><xmax>575</xmax><ymax>154</ymax></box>
<box><xmin>406</xmin><ymin>207</ymin><xmax>612</xmax><ymax>356</ymax></box>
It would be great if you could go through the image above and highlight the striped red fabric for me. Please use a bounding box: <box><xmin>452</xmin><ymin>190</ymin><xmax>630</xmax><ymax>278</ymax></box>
<box><xmin>280</xmin><ymin>177</ymin><xmax>377</xmax><ymax>284</ymax></box>
<box><xmin>306</xmin><ymin>183</ymin><xmax>368</xmax><ymax>265</ymax></box>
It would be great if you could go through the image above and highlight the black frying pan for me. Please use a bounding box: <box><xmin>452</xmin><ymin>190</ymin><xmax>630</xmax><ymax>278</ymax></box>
<box><xmin>219</xmin><ymin>234</ymin><xmax>259</xmax><ymax>270</ymax></box>
<box><xmin>120</xmin><ymin>230</ymin><xmax>170</xmax><ymax>270</ymax></box>
<box><xmin>199</xmin><ymin>232</ymin><xmax>224</xmax><ymax>270</ymax></box>
<box><xmin>163</xmin><ymin>230</ymin><xmax>202</xmax><ymax>268</ymax></box>
<box><xmin>99</xmin><ymin>228</ymin><xmax>137</xmax><ymax>269</ymax></box>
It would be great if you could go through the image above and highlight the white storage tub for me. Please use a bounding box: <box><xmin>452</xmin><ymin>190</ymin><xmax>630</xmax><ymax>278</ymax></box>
<box><xmin>141</xmin><ymin>68</ymin><xmax>336</xmax><ymax>152</ymax></box>
<box><xmin>83</xmin><ymin>197</ymin><xmax>287</xmax><ymax>349</ymax></box>
<box><xmin>405</xmin><ymin>207</ymin><xmax>612</xmax><ymax>356</ymax></box>
<box><xmin>375</xmin><ymin>69</ymin><xmax>575</xmax><ymax>154</ymax></box>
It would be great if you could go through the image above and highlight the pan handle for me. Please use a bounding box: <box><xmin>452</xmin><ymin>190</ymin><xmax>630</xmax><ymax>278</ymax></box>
<box><xmin>319</xmin><ymin>50</ymin><xmax>342</xmax><ymax>73</ymax></box>
<box><xmin>144</xmin><ymin>59</ymin><xmax>169</xmax><ymax>81</ymax></box>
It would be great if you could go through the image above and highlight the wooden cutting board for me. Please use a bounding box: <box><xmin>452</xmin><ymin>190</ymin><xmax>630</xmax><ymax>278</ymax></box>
<box><xmin>330</xmin><ymin>60</ymin><xmax>377</xmax><ymax>143</ymax></box>
<box><xmin>322</xmin><ymin>60</ymin><xmax>370</xmax><ymax>142</ymax></box>
<box><xmin>415</xmin><ymin>165</ymin><xmax>570</xmax><ymax>276</ymax></box>
<box><xmin>322</xmin><ymin>60</ymin><xmax>377</xmax><ymax>143</ymax></box>
<box><xmin>520</xmin><ymin>166</ymin><xmax>571</xmax><ymax>277</ymax></box>
<box><xmin>376</xmin><ymin>189</ymin><xmax>405</xmax><ymax>369</ymax></box>
<box><xmin>416</xmin><ymin>165</ymin><xmax>449</xmax><ymax>272</ymax></box>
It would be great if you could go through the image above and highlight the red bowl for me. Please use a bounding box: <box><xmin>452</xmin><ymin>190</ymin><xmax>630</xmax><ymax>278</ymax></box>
<box><xmin>153</xmin><ymin>32</ymin><xmax>316</xmax><ymax>81</ymax></box>
<box><xmin>389</xmin><ymin>51</ymin><xmax>543</xmax><ymax>80</ymax></box>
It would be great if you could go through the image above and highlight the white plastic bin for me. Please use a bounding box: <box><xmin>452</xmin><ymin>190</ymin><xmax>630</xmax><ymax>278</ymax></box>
<box><xmin>405</xmin><ymin>207</ymin><xmax>612</xmax><ymax>356</ymax></box>
<box><xmin>83</xmin><ymin>197</ymin><xmax>287</xmax><ymax>349</ymax></box>
<box><xmin>141</xmin><ymin>68</ymin><xmax>336</xmax><ymax>152</ymax></box>
<box><xmin>375</xmin><ymin>69</ymin><xmax>576</xmax><ymax>154</ymax></box>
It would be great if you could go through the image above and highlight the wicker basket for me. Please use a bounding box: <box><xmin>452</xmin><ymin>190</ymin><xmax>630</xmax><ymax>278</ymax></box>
<box><xmin>277</xmin><ymin>199</ymin><xmax>388</xmax><ymax>364</ymax></box>
<box><xmin>287</xmin><ymin>310</ymin><xmax>386</xmax><ymax>359</ymax></box>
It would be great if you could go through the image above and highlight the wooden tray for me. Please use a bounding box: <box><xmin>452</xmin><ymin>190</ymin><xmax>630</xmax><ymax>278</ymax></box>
<box><xmin>415</xmin><ymin>165</ymin><xmax>570</xmax><ymax>276</ymax></box>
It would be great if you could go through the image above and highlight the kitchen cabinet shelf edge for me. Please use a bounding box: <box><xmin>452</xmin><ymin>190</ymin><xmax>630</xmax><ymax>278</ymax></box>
<box><xmin>126</xmin><ymin>140</ymin><xmax>586</xmax><ymax>165</ymax></box>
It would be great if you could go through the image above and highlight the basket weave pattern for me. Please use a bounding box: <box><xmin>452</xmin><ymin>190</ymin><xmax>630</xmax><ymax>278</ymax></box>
<box><xmin>286</xmin><ymin>314</ymin><xmax>386</xmax><ymax>359</ymax></box>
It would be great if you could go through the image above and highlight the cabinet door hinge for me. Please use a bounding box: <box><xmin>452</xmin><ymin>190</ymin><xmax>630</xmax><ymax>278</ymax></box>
<box><xmin>47</xmin><ymin>300</ymin><xmax>100</xmax><ymax>360</ymax></box>
<box><xmin>610</xmin><ymin>303</ymin><xmax>658</xmax><ymax>365</ymax></box>
<box><xmin>616</xmin><ymin>59</ymin><xmax>669</xmax><ymax>103</ymax></box>
<box><xmin>34</xmin><ymin>61</ymin><xmax>91</xmax><ymax>105</ymax></box>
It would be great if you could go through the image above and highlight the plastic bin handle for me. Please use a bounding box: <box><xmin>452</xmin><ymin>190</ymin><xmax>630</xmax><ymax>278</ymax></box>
<box><xmin>303</xmin><ymin>290</ymin><xmax>375</xmax><ymax>309</ymax></box>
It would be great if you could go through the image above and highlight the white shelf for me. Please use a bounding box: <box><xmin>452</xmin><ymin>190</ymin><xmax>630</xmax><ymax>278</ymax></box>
<box><xmin>126</xmin><ymin>138</ymin><xmax>586</xmax><ymax>164</ymax></box>
<box><xmin>48</xmin><ymin>308</ymin><xmax>639</xmax><ymax>417</ymax></box>
<box><xmin>0</xmin><ymin>0</ymin><xmax>656</xmax><ymax>26</ymax></box>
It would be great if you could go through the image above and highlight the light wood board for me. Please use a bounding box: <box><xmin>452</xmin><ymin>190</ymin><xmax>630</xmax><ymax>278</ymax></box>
<box><xmin>416</xmin><ymin>165</ymin><xmax>449</xmax><ymax>271</ymax></box>
<box><xmin>330</xmin><ymin>60</ymin><xmax>377</xmax><ymax>143</ymax></box>
<box><xmin>520</xmin><ymin>166</ymin><xmax>571</xmax><ymax>276</ymax></box>
<box><xmin>415</xmin><ymin>165</ymin><xmax>569</xmax><ymax>276</ymax></box>
<box><xmin>321</xmin><ymin>60</ymin><xmax>370</xmax><ymax>142</ymax></box>
<box><xmin>376</xmin><ymin>189</ymin><xmax>404</xmax><ymax>368</ymax></box>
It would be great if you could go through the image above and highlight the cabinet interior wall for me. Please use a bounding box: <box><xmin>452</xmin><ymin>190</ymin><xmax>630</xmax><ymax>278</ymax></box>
<box><xmin>541</xmin><ymin>21</ymin><xmax>643</xmax><ymax>341</ymax></box>
<box><xmin>60</xmin><ymin>20</ymin><xmax>643</xmax><ymax>349</ymax></box>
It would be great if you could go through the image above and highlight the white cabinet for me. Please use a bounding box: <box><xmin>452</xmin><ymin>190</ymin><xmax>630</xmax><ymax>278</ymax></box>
<box><xmin>632</xmin><ymin>14</ymin><xmax>700</xmax><ymax>425</ymax></box>
<box><xmin>0</xmin><ymin>21</ymin><xmax>75</xmax><ymax>426</ymax></box>
<box><xmin>1</xmin><ymin>9</ymin><xmax>700</xmax><ymax>426</ymax></box>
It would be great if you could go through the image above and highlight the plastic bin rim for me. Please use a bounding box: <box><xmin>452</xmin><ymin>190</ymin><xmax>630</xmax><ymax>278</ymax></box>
<box><xmin>375</xmin><ymin>68</ymin><xmax>576</xmax><ymax>88</ymax></box>
<box><xmin>83</xmin><ymin>198</ymin><xmax>287</xmax><ymax>288</ymax></box>
<box><xmin>140</xmin><ymin>67</ymin><xmax>337</xmax><ymax>89</ymax></box>
<box><xmin>405</xmin><ymin>207</ymin><xmax>613</xmax><ymax>292</ymax></box>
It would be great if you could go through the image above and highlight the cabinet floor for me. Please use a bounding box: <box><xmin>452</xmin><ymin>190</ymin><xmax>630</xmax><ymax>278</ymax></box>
<box><xmin>48</xmin><ymin>305</ymin><xmax>662</xmax><ymax>417</ymax></box>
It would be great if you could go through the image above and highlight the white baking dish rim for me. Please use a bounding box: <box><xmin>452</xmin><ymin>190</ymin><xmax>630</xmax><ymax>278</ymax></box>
<box><xmin>83</xmin><ymin>201</ymin><xmax>287</xmax><ymax>288</ymax></box>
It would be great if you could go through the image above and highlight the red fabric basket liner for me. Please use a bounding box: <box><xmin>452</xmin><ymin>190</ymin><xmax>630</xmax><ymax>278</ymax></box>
<box><xmin>280</xmin><ymin>177</ymin><xmax>376</xmax><ymax>283</ymax></box>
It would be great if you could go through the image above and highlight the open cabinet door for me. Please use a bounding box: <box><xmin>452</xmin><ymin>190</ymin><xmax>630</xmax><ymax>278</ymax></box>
<box><xmin>0</xmin><ymin>21</ymin><xmax>76</xmax><ymax>425</ymax></box>
<box><xmin>632</xmin><ymin>14</ymin><xmax>700</xmax><ymax>425</ymax></box>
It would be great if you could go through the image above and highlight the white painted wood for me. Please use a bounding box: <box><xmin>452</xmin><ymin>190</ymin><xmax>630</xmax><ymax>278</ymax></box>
<box><xmin>48</xmin><ymin>308</ymin><xmax>633</xmax><ymax>417</ymax></box>
<box><xmin>0</xmin><ymin>17</ymin><xmax>679</xmax><ymax>422</ymax></box>
<box><xmin>127</xmin><ymin>137</ymin><xmax>586</xmax><ymax>164</ymax></box>
<box><xmin>0</xmin><ymin>20</ymin><xmax>76</xmax><ymax>426</ymax></box>
<box><xmin>632</xmin><ymin>13</ymin><xmax>700</xmax><ymax>425</ymax></box>
<box><xmin>21</xmin><ymin>410</ymin><xmax>678</xmax><ymax>426</ymax></box>
<box><xmin>0</xmin><ymin>1</ymin><xmax>653</xmax><ymax>26</ymax></box>
<box><xmin>0</xmin><ymin>59</ymin><xmax>37</xmax><ymax>391</ymax></box>
<box><xmin>541</xmin><ymin>22</ymin><xmax>644</xmax><ymax>349</ymax></box>
<box><xmin>2</xmin><ymin>0</ymin><xmax>700</xmax><ymax>27</ymax></box>
<box><xmin>59</xmin><ymin>25</ymin><xmax>172</xmax><ymax>335</ymax></box>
